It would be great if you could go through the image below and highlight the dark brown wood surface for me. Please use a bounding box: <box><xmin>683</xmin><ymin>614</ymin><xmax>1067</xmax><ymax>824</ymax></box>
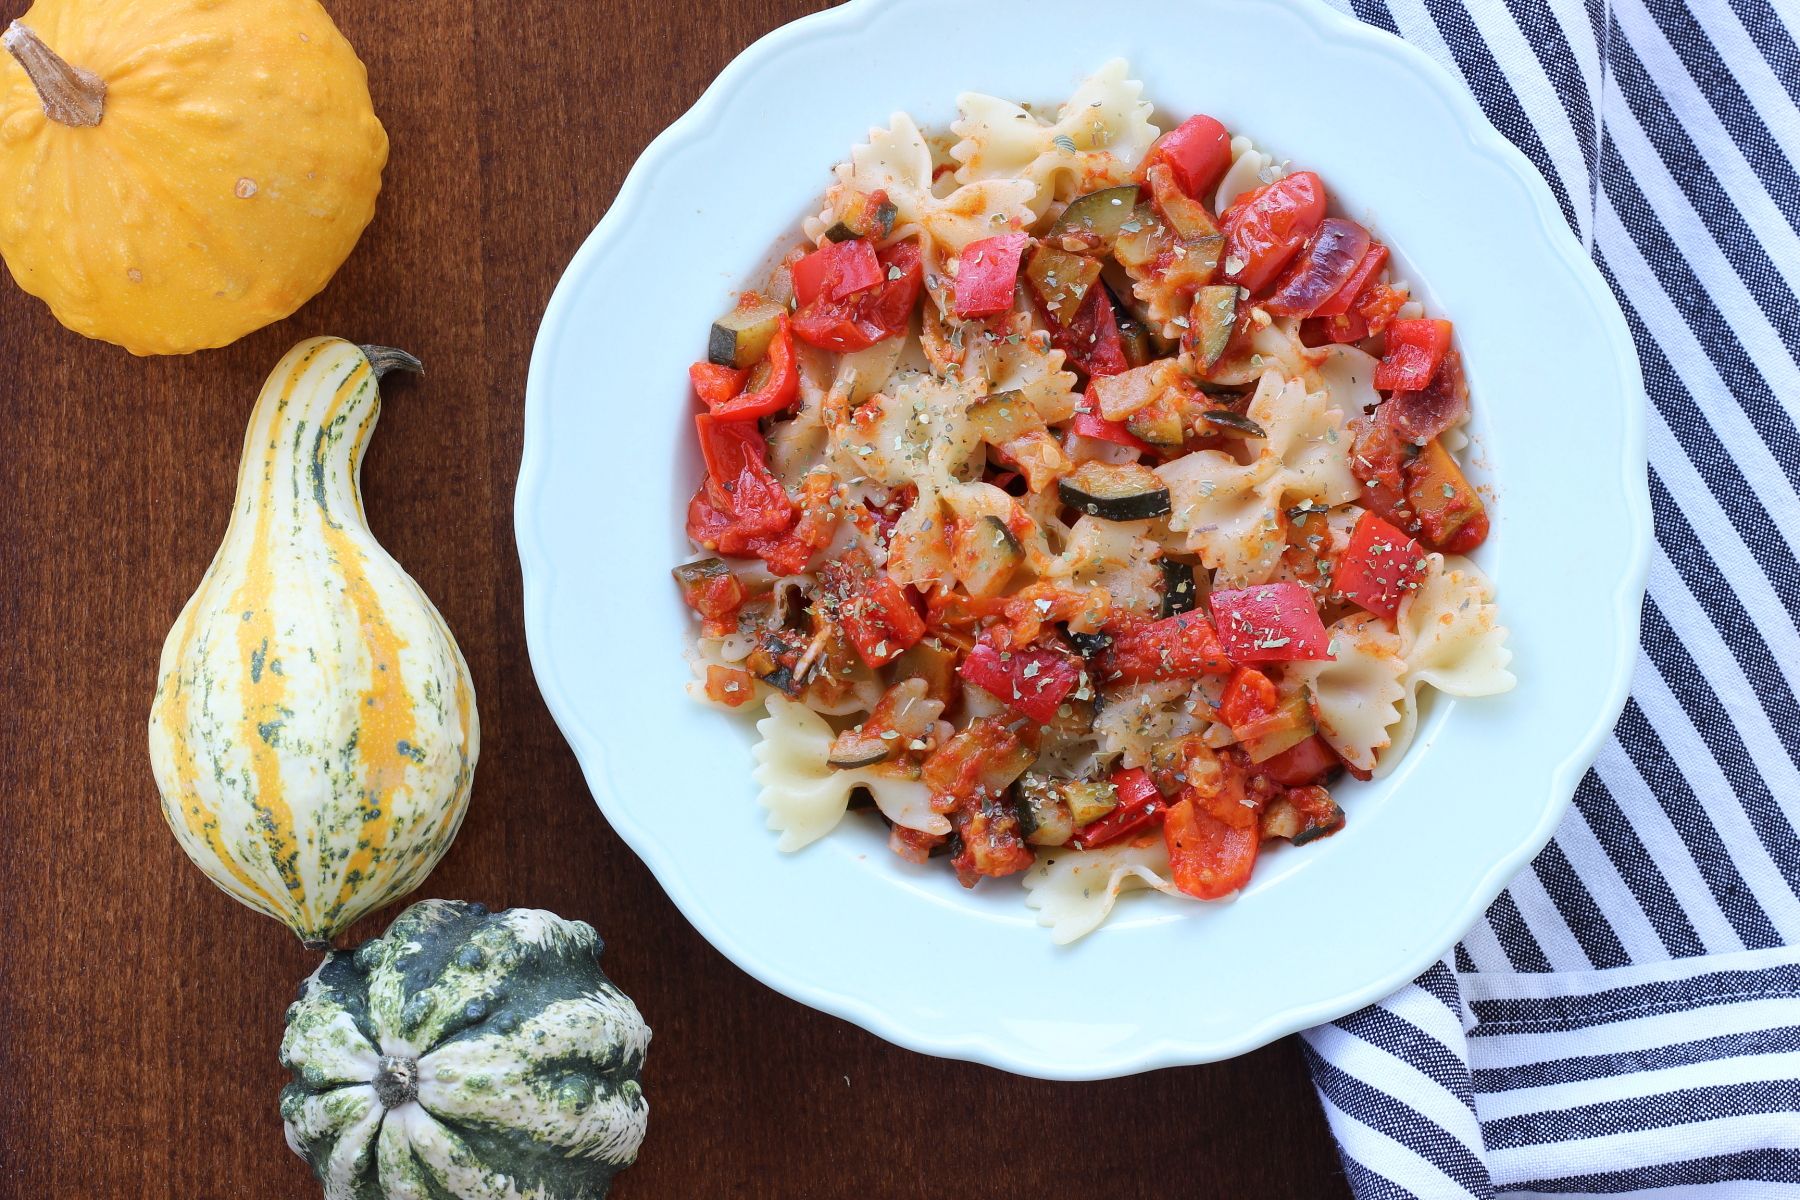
<box><xmin>0</xmin><ymin>3</ymin><xmax>1353</xmax><ymax>1195</ymax></box>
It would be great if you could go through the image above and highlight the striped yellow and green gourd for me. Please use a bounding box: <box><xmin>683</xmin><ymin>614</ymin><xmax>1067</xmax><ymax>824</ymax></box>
<box><xmin>148</xmin><ymin>337</ymin><xmax>479</xmax><ymax>949</ymax></box>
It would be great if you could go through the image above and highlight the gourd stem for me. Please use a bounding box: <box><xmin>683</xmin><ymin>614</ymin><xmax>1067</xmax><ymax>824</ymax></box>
<box><xmin>3</xmin><ymin>22</ymin><xmax>105</xmax><ymax>128</ymax></box>
<box><xmin>360</xmin><ymin>345</ymin><xmax>425</xmax><ymax>379</ymax></box>
<box><xmin>372</xmin><ymin>1055</ymin><xmax>421</xmax><ymax>1110</ymax></box>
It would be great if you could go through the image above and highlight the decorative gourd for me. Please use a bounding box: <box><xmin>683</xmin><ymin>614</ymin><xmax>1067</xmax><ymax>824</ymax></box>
<box><xmin>0</xmin><ymin>0</ymin><xmax>388</xmax><ymax>355</ymax></box>
<box><xmin>280</xmin><ymin>900</ymin><xmax>650</xmax><ymax>1200</ymax></box>
<box><xmin>148</xmin><ymin>338</ymin><xmax>478</xmax><ymax>948</ymax></box>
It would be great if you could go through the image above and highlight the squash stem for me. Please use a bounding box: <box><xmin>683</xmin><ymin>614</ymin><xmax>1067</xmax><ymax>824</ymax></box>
<box><xmin>360</xmin><ymin>345</ymin><xmax>425</xmax><ymax>379</ymax></box>
<box><xmin>2</xmin><ymin>23</ymin><xmax>105</xmax><ymax>128</ymax></box>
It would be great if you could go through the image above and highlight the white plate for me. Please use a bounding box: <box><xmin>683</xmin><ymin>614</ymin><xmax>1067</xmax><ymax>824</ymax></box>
<box><xmin>517</xmin><ymin>0</ymin><xmax>1650</xmax><ymax>1078</ymax></box>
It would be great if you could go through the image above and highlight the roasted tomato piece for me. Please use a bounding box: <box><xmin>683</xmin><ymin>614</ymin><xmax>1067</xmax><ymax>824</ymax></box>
<box><xmin>1164</xmin><ymin>797</ymin><xmax>1260</xmax><ymax>899</ymax></box>
<box><xmin>1262</xmin><ymin>218</ymin><xmax>1372</xmax><ymax>318</ymax></box>
<box><xmin>921</xmin><ymin>718</ymin><xmax>1036</xmax><ymax>810</ymax></box>
<box><xmin>1220</xmin><ymin>171</ymin><xmax>1326</xmax><ymax>294</ymax></box>
<box><xmin>950</xmin><ymin>792</ymin><xmax>1037</xmax><ymax>886</ymax></box>
<box><xmin>1259</xmin><ymin>735</ymin><xmax>1341</xmax><ymax>787</ymax></box>
<box><xmin>816</xmin><ymin>547</ymin><xmax>925</xmax><ymax>667</ymax></box>
<box><xmin>792</xmin><ymin>237</ymin><xmax>882</xmax><ymax>305</ymax></box>
<box><xmin>792</xmin><ymin>240</ymin><xmax>924</xmax><ymax>351</ymax></box>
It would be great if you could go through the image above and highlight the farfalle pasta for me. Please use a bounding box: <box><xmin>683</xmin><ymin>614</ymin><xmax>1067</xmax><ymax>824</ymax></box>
<box><xmin>950</xmin><ymin>59</ymin><xmax>1161</xmax><ymax>220</ymax></box>
<box><xmin>753</xmin><ymin>695</ymin><xmax>945</xmax><ymax>850</ymax></box>
<box><xmin>1020</xmin><ymin>837</ymin><xmax>1180</xmax><ymax>945</ymax></box>
<box><xmin>671</xmin><ymin>64</ymin><xmax>1512</xmax><ymax>941</ymax></box>
<box><xmin>806</xmin><ymin>112</ymin><xmax>1036</xmax><ymax>255</ymax></box>
<box><xmin>1287</xmin><ymin>614</ymin><xmax>1406</xmax><ymax>773</ymax></box>
<box><xmin>1157</xmin><ymin>369</ymin><xmax>1360</xmax><ymax>586</ymax></box>
<box><xmin>1385</xmin><ymin>552</ymin><xmax>1516</xmax><ymax>768</ymax></box>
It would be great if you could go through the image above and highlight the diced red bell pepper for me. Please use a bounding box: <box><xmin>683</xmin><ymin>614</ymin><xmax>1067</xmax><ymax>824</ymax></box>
<box><xmin>1209</xmin><ymin>582</ymin><xmax>1334</xmax><ymax>662</ymax></box>
<box><xmin>1221</xmin><ymin>171</ymin><xmax>1327</xmax><ymax>294</ymax></box>
<box><xmin>792</xmin><ymin>237</ymin><xmax>883</xmax><ymax>306</ymax></box>
<box><xmin>1071</xmin><ymin>766</ymin><xmax>1168</xmax><ymax>849</ymax></box>
<box><xmin>927</xmin><ymin>717</ymin><xmax>1040</xmax><ymax>885</ymax></box>
<box><xmin>1262</xmin><ymin>218</ymin><xmax>1373</xmax><ymax>318</ymax></box>
<box><xmin>689</xmin><ymin>362</ymin><xmax>749</xmax><ymax>407</ymax></box>
<box><xmin>1336</xmin><ymin>510</ymin><xmax>1427</xmax><ymax>620</ymax></box>
<box><xmin>1260</xmin><ymin>735</ymin><xmax>1341</xmax><ymax>787</ymax></box>
<box><xmin>953</xmin><ymin>232</ymin><xmax>1029</xmax><ymax>317</ymax></box>
<box><xmin>1070</xmin><ymin>406</ymin><xmax>1155</xmax><ymax>454</ymax></box>
<box><xmin>699</xmin><ymin>316</ymin><xmax>800</xmax><ymax>421</ymax></box>
<box><xmin>1164</xmin><ymin>797</ymin><xmax>1260</xmax><ymax>899</ymax></box>
<box><xmin>816</xmin><ymin>547</ymin><xmax>926</xmax><ymax>667</ymax></box>
<box><xmin>792</xmin><ymin>240</ymin><xmax>924</xmax><ymax>352</ymax></box>
<box><xmin>1140</xmin><ymin>114</ymin><xmax>1233</xmax><ymax>200</ymax></box>
<box><xmin>1315</xmin><ymin>242</ymin><xmax>1389</xmax><ymax>317</ymax></box>
<box><xmin>1096</xmin><ymin>611</ymin><xmax>1233</xmax><ymax>683</ymax></box>
<box><xmin>1373</xmin><ymin>318</ymin><xmax>1453</xmax><ymax>392</ymax></box>
<box><xmin>1114</xmin><ymin>764</ymin><xmax>1164</xmax><ymax>809</ymax></box>
<box><xmin>1037</xmin><ymin>279</ymin><xmax>1130</xmax><ymax>378</ymax></box>
<box><xmin>957</xmin><ymin>641</ymin><xmax>1083</xmax><ymax>725</ymax></box>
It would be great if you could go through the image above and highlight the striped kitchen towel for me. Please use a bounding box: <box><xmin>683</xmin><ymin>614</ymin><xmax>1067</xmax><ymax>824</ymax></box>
<box><xmin>1301</xmin><ymin>0</ymin><xmax>1800</xmax><ymax>1195</ymax></box>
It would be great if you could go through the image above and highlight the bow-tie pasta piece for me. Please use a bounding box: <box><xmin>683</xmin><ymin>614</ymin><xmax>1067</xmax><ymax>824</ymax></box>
<box><xmin>1022</xmin><ymin>837</ymin><xmax>1181</xmax><ymax>944</ymax></box>
<box><xmin>951</xmin><ymin>59</ymin><xmax>1161</xmax><ymax>221</ymax></box>
<box><xmin>1381</xmin><ymin>554</ymin><xmax>1515</xmax><ymax>771</ymax></box>
<box><xmin>753</xmin><ymin>695</ymin><xmax>946</xmax><ymax>850</ymax></box>
<box><xmin>1158</xmin><ymin>369</ymin><xmax>1358</xmax><ymax>588</ymax></box>
<box><xmin>1287</xmin><ymin>613</ymin><xmax>1407</xmax><ymax>773</ymax></box>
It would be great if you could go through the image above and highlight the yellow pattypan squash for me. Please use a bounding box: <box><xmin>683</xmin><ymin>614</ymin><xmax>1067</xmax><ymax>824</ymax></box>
<box><xmin>0</xmin><ymin>0</ymin><xmax>388</xmax><ymax>355</ymax></box>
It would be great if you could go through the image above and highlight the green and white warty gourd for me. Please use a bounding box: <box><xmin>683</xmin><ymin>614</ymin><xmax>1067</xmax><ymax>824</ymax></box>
<box><xmin>281</xmin><ymin>900</ymin><xmax>650</xmax><ymax>1199</ymax></box>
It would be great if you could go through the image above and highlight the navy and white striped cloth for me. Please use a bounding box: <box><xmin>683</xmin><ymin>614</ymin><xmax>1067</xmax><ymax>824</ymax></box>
<box><xmin>1299</xmin><ymin>0</ymin><xmax>1800</xmax><ymax>1194</ymax></box>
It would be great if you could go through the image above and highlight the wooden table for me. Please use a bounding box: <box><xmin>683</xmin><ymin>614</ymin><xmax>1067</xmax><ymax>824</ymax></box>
<box><xmin>0</xmin><ymin>2</ymin><xmax>1352</xmax><ymax>1194</ymax></box>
